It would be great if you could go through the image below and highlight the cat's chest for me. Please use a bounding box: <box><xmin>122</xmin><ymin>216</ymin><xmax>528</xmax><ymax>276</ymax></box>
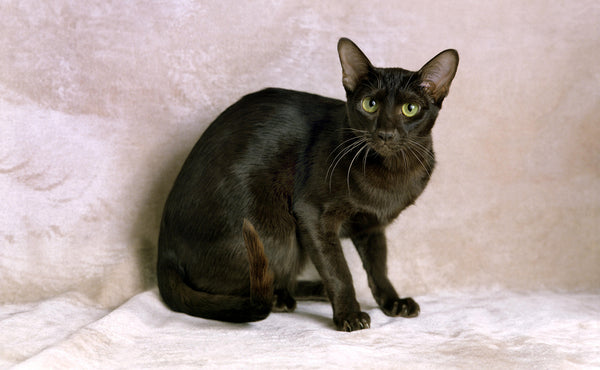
<box><xmin>349</xmin><ymin>167</ymin><xmax>430</xmax><ymax>222</ymax></box>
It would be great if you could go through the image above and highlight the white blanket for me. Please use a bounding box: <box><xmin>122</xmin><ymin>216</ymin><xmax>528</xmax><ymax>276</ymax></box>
<box><xmin>1</xmin><ymin>1</ymin><xmax>599</xmax><ymax>368</ymax></box>
<box><xmin>3</xmin><ymin>290</ymin><xmax>599</xmax><ymax>369</ymax></box>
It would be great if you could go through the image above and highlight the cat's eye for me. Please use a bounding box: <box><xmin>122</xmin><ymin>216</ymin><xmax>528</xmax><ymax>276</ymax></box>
<box><xmin>361</xmin><ymin>97</ymin><xmax>379</xmax><ymax>113</ymax></box>
<box><xmin>401</xmin><ymin>103</ymin><xmax>420</xmax><ymax>117</ymax></box>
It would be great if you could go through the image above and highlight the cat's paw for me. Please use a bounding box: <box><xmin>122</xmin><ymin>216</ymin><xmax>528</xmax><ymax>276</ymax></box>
<box><xmin>334</xmin><ymin>311</ymin><xmax>371</xmax><ymax>332</ymax></box>
<box><xmin>272</xmin><ymin>289</ymin><xmax>297</xmax><ymax>312</ymax></box>
<box><xmin>381</xmin><ymin>297</ymin><xmax>420</xmax><ymax>318</ymax></box>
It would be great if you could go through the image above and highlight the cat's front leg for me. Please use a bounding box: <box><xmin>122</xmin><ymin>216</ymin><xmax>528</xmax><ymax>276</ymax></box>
<box><xmin>295</xmin><ymin>206</ymin><xmax>370</xmax><ymax>331</ymax></box>
<box><xmin>350</xmin><ymin>228</ymin><xmax>420</xmax><ymax>318</ymax></box>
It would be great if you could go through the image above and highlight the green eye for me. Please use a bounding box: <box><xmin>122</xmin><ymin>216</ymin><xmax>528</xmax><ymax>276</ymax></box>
<box><xmin>361</xmin><ymin>97</ymin><xmax>379</xmax><ymax>113</ymax></box>
<box><xmin>401</xmin><ymin>103</ymin><xmax>420</xmax><ymax>117</ymax></box>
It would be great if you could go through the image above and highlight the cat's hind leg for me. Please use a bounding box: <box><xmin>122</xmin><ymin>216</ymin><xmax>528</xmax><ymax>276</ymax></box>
<box><xmin>294</xmin><ymin>280</ymin><xmax>328</xmax><ymax>301</ymax></box>
<box><xmin>272</xmin><ymin>281</ymin><xmax>328</xmax><ymax>312</ymax></box>
<box><xmin>157</xmin><ymin>220</ymin><xmax>275</xmax><ymax>323</ymax></box>
<box><xmin>272</xmin><ymin>288</ymin><xmax>297</xmax><ymax>312</ymax></box>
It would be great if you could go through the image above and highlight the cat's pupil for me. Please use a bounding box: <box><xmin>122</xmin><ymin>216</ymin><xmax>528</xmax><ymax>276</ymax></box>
<box><xmin>368</xmin><ymin>98</ymin><xmax>376</xmax><ymax>107</ymax></box>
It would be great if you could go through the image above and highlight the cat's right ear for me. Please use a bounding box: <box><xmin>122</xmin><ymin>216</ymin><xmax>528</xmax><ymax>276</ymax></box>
<box><xmin>338</xmin><ymin>38</ymin><xmax>373</xmax><ymax>92</ymax></box>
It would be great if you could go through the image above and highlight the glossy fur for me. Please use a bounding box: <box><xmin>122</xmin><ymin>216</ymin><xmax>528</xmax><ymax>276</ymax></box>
<box><xmin>157</xmin><ymin>38</ymin><xmax>458</xmax><ymax>331</ymax></box>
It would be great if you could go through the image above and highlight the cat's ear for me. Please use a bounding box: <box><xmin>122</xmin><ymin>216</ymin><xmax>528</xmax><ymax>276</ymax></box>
<box><xmin>338</xmin><ymin>38</ymin><xmax>373</xmax><ymax>92</ymax></box>
<box><xmin>418</xmin><ymin>49</ymin><xmax>459</xmax><ymax>105</ymax></box>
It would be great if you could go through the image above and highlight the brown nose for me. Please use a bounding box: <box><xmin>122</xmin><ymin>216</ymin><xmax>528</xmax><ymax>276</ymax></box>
<box><xmin>377</xmin><ymin>130</ymin><xmax>396</xmax><ymax>141</ymax></box>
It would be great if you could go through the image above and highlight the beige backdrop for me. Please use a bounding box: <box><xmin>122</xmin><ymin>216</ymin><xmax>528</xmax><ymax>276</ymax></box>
<box><xmin>1</xmin><ymin>0</ymin><xmax>599</xmax><ymax>309</ymax></box>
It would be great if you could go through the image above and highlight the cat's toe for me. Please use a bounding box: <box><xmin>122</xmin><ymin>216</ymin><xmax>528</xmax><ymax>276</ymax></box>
<box><xmin>272</xmin><ymin>290</ymin><xmax>297</xmax><ymax>312</ymax></box>
<box><xmin>334</xmin><ymin>311</ymin><xmax>371</xmax><ymax>332</ymax></box>
<box><xmin>382</xmin><ymin>297</ymin><xmax>420</xmax><ymax>318</ymax></box>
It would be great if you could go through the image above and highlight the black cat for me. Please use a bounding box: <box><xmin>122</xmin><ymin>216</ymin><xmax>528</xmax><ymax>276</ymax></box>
<box><xmin>157</xmin><ymin>38</ymin><xmax>458</xmax><ymax>331</ymax></box>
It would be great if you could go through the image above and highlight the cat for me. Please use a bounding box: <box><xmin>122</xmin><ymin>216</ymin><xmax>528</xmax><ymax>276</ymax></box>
<box><xmin>157</xmin><ymin>38</ymin><xmax>458</xmax><ymax>331</ymax></box>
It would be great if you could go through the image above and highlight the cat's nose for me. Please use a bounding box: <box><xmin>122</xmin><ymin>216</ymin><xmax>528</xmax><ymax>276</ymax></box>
<box><xmin>377</xmin><ymin>130</ymin><xmax>396</xmax><ymax>141</ymax></box>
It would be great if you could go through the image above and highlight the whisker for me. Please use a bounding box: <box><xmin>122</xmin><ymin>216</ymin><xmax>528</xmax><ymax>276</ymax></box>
<box><xmin>402</xmin><ymin>74</ymin><xmax>416</xmax><ymax>90</ymax></box>
<box><xmin>406</xmin><ymin>139</ymin><xmax>435</xmax><ymax>161</ymax></box>
<box><xmin>327</xmin><ymin>138</ymin><xmax>363</xmax><ymax>178</ymax></box>
<box><xmin>328</xmin><ymin>137</ymin><xmax>364</xmax><ymax>169</ymax></box>
<box><xmin>346</xmin><ymin>143</ymin><xmax>368</xmax><ymax>193</ymax></box>
<box><xmin>332</xmin><ymin>140</ymin><xmax>366</xmax><ymax>189</ymax></box>
<box><xmin>327</xmin><ymin>135</ymin><xmax>363</xmax><ymax>162</ymax></box>
<box><xmin>338</xmin><ymin>128</ymin><xmax>369</xmax><ymax>139</ymax></box>
<box><xmin>405</xmin><ymin>145</ymin><xmax>431</xmax><ymax>178</ymax></box>
<box><xmin>400</xmin><ymin>148</ymin><xmax>408</xmax><ymax>171</ymax></box>
<box><xmin>338</xmin><ymin>126</ymin><xmax>368</xmax><ymax>133</ymax></box>
<box><xmin>326</xmin><ymin>138</ymin><xmax>367</xmax><ymax>190</ymax></box>
<box><xmin>364</xmin><ymin>78</ymin><xmax>382</xmax><ymax>91</ymax></box>
<box><xmin>362</xmin><ymin>146</ymin><xmax>370</xmax><ymax>175</ymax></box>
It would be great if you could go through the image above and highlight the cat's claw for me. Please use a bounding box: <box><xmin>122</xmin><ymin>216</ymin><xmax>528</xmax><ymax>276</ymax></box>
<box><xmin>335</xmin><ymin>312</ymin><xmax>371</xmax><ymax>332</ymax></box>
<box><xmin>382</xmin><ymin>297</ymin><xmax>420</xmax><ymax>318</ymax></box>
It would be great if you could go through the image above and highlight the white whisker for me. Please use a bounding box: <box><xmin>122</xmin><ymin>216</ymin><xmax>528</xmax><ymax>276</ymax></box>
<box><xmin>362</xmin><ymin>147</ymin><xmax>370</xmax><ymax>175</ymax></box>
<box><xmin>406</xmin><ymin>138</ymin><xmax>435</xmax><ymax>162</ymax></box>
<box><xmin>346</xmin><ymin>143</ymin><xmax>368</xmax><ymax>193</ymax></box>
<box><xmin>327</xmin><ymin>135</ymin><xmax>363</xmax><ymax>162</ymax></box>
<box><xmin>400</xmin><ymin>148</ymin><xmax>408</xmax><ymax>170</ymax></box>
<box><xmin>326</xmin><ymin>137</ymin><xmax>366</xmax><ymax>190</ymax></box>
<box><xmin>406</xmin><ymin>145</ymin><xmax>431</xmax><ymax>178</ymax></box>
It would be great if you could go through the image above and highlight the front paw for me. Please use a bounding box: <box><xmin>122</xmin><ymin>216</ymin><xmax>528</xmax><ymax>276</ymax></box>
<box><xmin>334</xmin><ymin>311</ymin><xmax>371</xmax><ymax>332</ymax></box>
<box><xmin>381</xmin><ymin>297</ymin><xmax>420</xmax><ymax>318</ymax></box>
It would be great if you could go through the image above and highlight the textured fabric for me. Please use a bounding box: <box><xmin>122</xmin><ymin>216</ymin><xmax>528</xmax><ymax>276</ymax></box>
<box><xmin>3</xmin><ymin>290</ymin><xmax>599</xmax><ymax>368</ymax></box>
<box><xmin>1</xmin><ymin>0</ymin><xmax>599</xmax><ymax>368</ymax></box>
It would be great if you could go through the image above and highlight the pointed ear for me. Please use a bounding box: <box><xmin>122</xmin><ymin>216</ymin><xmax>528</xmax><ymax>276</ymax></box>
<box><xmin>338</xmin><ymin>38</ymin><xmax>373</xmax><ymax>92</ymax></box>
<box><xmin>419</xmin><ymin>49</ymin><xmax>459</xmax><ymax>104</ymax></box>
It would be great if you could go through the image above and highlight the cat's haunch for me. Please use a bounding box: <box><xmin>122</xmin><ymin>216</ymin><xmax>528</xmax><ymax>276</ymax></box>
<box><xmin>157</xmin><ymin>38</ymin><xmax>458</xmax><ymax>331</ymax></box>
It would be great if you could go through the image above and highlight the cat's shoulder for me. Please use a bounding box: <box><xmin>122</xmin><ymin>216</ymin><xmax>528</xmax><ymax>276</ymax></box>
<box><xmin>244</xmin><ymin>87</ymin><xmax>344</xmax><ymax>107</ymax></box>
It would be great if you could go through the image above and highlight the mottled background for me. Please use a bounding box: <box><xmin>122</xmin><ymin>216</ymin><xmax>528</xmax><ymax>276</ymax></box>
<box><xmin>1</xmin><ymin>1</ymin><xmax>599</xmax><ymax>367</ymax></box>
<box><xmin>2</xmin><ymin>0</ymin><xmax>598</xmax><ymax>306</ymax></box>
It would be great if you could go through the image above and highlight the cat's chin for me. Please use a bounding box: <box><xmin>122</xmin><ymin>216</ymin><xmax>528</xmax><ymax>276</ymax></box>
<box><xmin>369</xmin><ymin>144</ymin><xmax>407</xmax><ymax>170</ymax></box>
<box><xmin>370</xmin><ymin>143</ymin><xmax>400</xmax><ymax>158</ymax></box>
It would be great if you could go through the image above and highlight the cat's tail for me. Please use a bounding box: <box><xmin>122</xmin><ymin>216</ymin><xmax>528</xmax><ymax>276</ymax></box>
<box><xmin>157</xmin><ymin>219</ymin><xmax>274</xmax><ymax>323</ymax></box>
<box><xmin>241</xmin><ymin>218</ymin><xmax>275</xmax><ymax>316</ymax></box>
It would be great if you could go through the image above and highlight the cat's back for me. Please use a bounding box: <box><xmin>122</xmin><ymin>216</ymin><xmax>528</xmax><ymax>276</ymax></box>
<box><xmin>185</xmin><ymin>87</ymin><xmax>345</xmax><ymax>169</ymax></box>
<box><xmin>218</xmin><ymin>87</ymin><xmax>345</xmax><ymax>131</ymax></box>
<box><xmin>168</xmin><ymin>88</ymin><xmax>345</xmax><ymax>208</ymax></box>
<box><xmin>239</xmin><ymin>87</ymin><xmax>344</xmax><ymax>112</ymax></box>
<box><xmin>163</xmin><ymin>87</ymin><xmax>344</xmax><ymax>241</ymax></box>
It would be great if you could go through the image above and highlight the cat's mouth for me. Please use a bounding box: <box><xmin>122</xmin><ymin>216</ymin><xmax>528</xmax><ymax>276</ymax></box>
<box><xmin>369</xmin><ymin>136</ymin><xmax>402</xmax><ymax>157</ymax></box>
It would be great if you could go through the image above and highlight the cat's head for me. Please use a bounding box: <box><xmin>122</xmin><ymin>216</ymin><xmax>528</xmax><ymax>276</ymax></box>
<box><xmin>338</xmin><ymin>38</ymin><xmax>458</xmax><ymax>158</ymax></box>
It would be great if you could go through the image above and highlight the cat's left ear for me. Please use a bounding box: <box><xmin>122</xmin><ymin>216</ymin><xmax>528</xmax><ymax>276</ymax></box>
<box><xmin>338</xmin><ymin>38</ymin><xmax>373</xmax><ymax>92</ymax></box>
<box><xmin>418</xmin><ymin>49</ymin><xmax>459</xmax><ymax>105</ymax></box>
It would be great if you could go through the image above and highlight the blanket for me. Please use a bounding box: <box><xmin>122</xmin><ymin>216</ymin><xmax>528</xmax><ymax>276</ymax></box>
<box><xmin>1</xmin><ymin>1</ymin><xmax>599</xmax><ymax>368</ymax></box>
<box><xmin>3</xmin><ymin>290</ymin><xmax>599</xmax><ymax>368</ymax></box>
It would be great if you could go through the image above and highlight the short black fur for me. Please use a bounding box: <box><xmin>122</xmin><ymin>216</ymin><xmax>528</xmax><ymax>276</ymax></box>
<box><xmin>157</xmin><ymin>38</ymin><xmax>458</xmax><ymax>331</ymax></box>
